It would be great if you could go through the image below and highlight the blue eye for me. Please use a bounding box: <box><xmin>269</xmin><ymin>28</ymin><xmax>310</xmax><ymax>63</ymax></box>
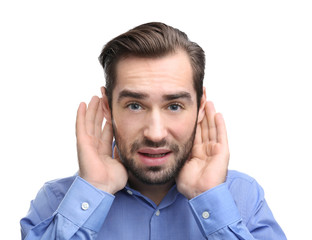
<box><xmin>128</xmin><ymin>103</ymin><xmax>142</xmax><ymax>111</ymax></box>
<box><xmin>168</xmin><ymin>104</ymin><xmax>182</xmax><ymax>111</ymax></box>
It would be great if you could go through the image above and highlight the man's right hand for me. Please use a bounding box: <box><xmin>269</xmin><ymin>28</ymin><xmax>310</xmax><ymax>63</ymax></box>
<box><xmin>76</xmin><ymin>96</ymin><xmax>128</xmax><ymax>194</ymax></box>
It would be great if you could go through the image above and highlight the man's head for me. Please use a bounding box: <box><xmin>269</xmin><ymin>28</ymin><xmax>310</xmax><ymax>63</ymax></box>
<box><xmin>99</xmin><ymin>22</ymin><xmax>205</xmax><ymax>111</ymax></box>
<box><xmin>99</xmin><ymin>22</ymin><xmax>206</xmax><ymax>185</ymax></box>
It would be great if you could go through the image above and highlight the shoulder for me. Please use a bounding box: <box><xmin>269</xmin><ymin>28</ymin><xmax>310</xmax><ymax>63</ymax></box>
<box><xmin>26</xmin><ymin>175</ymin><xmax>78</xmax><ymax>221</ymax></box>
<box><xmin>44</xmin><ymin>175</ymin><xmax>77</xmax><ymax>188</ymax></box>
<box><xmin>226</xmin><ymin>169</ymin><xmax>264</xmax><ymax>196</ymax></box>
<box><xmin>41</xmin><ymin>175</ymin><xmax>77</xmax><ymax>205</ymax></box>
<box><xmin>226</xmin><ymin>170</ymin><xmax>263</xmax><ymax>193</ymax></box>
<box><xmin>226</xmin><ymin>170</ymin><xmax>256</xmax><ymax>183</ymax></box>
<box><xmin>225</xmin><ymin>170</ymin><xmax>265</xmax><ymax>223</ymax></box>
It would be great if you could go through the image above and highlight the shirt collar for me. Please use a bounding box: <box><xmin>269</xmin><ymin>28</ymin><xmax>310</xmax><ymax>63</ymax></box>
<box><xmin>122</xmin><ymin>183</ymin><xmax>181</xmax><ymax>209</ymax></box>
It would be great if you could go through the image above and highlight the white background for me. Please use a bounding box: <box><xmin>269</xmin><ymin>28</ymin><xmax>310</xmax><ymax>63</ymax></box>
<box><xmin>1</xmin><ymin>0</ymin><xmax>311</xmax><ymax>239</ymax></box>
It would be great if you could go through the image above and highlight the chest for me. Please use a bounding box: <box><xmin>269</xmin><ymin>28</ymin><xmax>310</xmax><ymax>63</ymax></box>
<box><xmin>96</xmin><ymin>193</ymin><xmax>206</xmax><ymax>240</ymax></box>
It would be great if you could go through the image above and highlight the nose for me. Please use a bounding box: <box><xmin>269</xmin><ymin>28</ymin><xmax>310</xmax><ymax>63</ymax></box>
<box><xmin>143</xmin><ymin>109</ymin><xmax>168</xmax><ymax>143</ymax></box>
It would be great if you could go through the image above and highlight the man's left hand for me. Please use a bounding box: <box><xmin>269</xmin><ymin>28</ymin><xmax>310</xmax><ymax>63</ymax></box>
<box><xmin>176</xmin><ymin>101</ymin><xmax>230</xmax><ymax>199</ymax></box>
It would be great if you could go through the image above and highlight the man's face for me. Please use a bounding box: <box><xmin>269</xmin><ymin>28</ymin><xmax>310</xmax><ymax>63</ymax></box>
<box><xmin>111</xmin><ymin>50</ymin><xmax>200</xmax><ymax>185</ymax></box>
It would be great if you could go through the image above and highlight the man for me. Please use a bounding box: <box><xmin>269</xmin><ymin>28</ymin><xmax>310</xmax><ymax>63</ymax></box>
<box><xmin>21</xmin><ymin>22</ymin><xmax>286</xmax><ymax>239</ymax></box>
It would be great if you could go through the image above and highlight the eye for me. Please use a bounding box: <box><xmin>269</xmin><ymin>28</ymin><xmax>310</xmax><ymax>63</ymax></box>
<box><xmin>127</xmin><ymin>103</ymin><xmax>142</xmax><ymax>111</ymax></box>
<box><xmin>168</xmin><ymin>103</ymin><xmax>183</xmax><ymax>111</ymax></box>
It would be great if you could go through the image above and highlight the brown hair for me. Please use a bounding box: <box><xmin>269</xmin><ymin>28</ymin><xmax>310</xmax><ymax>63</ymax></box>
<box><xmin>99</xmin><ymin>22</ymin><xmax>205</xmax><ymax>110</ymax></box>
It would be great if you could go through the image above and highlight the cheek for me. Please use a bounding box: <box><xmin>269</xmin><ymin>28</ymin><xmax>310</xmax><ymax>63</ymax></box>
<box><xmin>113</xmin><ymin>113</ymin><xmax>143</xmax><ymax>141</ymax></box>
<box><xmin>167</xmin><ymin>114</ymin><xmax>197</xmax><ymax>141</ymax></box>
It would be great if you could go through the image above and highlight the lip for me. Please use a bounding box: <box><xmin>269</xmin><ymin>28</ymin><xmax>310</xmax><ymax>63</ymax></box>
<box><xmin>138</xmin><ymin>148</ymin><xmax>171</xmax><ymax>154</ymax></box>
<box><xmin>137</xmin><ymin>148</ymin><xmax>172</xmax><ymax>167</ymax></box>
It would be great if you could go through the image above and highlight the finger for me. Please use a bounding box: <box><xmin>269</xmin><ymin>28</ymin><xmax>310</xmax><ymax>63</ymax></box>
<box><xmin>206</xmin><ymin>101</ymin><xmax>217</xmax><ymax>142</ymax></box>
<box><xmin>215</xmin><ymin>113</ymin><xmax>228</xmax><ymax>144</ymax></box>
<box><xmin>76</xmin><ymin>102</ymin><xmax>88</xmax><ymax>139</ymax></box>
<box><xmin>94</xmin><ymin>98</ymin><xmax>104</xmax><ymax>139</ymax></box>
<box><xmin>99</xmin><ymin>121</ymin><xmax>114</xmax><ymax>156</ymax></box>
<box><xmin>85</xmin><ymin>96</ymin><xmax>100</xmax><ymax>136</ymax></box>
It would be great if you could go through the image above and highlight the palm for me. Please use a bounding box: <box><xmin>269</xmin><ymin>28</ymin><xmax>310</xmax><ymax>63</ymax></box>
<box><xmin>177</xmin><ymin>102</ymin><xmax>229</xmax><ymax>199</ymax></box>
<box><xmin>76</xmin><ymin>96</ymin><xmax>127</xmax><ymax>194</ymax></box>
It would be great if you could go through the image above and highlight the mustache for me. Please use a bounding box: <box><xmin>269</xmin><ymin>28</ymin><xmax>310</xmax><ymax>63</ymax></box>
<box><xmin>130</xmin><ymin>138</ymin><xmax>179</xmax><ymax>154</ymax></box>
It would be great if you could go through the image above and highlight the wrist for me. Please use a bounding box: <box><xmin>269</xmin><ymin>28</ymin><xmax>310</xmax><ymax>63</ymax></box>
<box><xmin>78</xmin><ymin>174</ymin><xmax>117</xmax><ymax>194</ymax></box>
<box><xmin>178</xmin><ymin>181</ymin><xmax>226</xmax><ymax>200</ymax></box>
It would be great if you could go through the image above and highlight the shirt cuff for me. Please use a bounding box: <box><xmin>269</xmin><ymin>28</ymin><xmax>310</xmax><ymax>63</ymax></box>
<box><xmin>189</xmin><ymin>183</ymin><xmax>241</xmax><ymax>236</ymax></box>
<box><xmin>56</xmin><ymin>176</ymin><xmax>115</xmax><ymax>232</ymax></box>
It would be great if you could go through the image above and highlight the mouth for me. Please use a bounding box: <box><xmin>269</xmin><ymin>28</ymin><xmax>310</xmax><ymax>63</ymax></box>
<box><xmin>139</xmin><ymin>152</ymin><xmax>170</xmax><ymax>158</ymax></box>
<box><xmin>137</xmin><ymin>148</ymin><xmax>172</xmax><ymax>166</ymax></box>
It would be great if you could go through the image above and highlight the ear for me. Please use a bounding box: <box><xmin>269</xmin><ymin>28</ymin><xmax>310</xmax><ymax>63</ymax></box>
<box><xmin>101</xmin><ymin>86</ymin><xmax>112</xmax><ymax>124</ymax></box>
<box><xmin>197</xmin><ymin>87</ymin><xmax>206</xmax><ymax>123</ymax></box>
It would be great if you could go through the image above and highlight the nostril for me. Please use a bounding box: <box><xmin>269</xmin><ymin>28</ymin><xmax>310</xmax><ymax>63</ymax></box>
<box><xmin>143</xmin><ymin>128</ymin><xmax>167</xmax><ymax>141</ymax></box>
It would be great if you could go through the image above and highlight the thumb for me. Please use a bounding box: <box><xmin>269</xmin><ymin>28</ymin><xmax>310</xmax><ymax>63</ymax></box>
<box><xmin>98</xmin><ymin>121</ymin><xmax>113</xmax><ymax>156</ymax></box>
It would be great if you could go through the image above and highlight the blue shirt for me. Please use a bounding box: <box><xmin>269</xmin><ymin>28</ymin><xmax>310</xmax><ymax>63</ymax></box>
<box><xmin>20</xmin><ymin>170</ymin><xmax>286</xmax><ymax>239</ymax></box>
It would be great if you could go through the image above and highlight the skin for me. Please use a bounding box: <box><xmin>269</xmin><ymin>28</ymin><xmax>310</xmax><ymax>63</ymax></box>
<box><xmin>76</xmin><ymin>50</ymin><xmax>229</xmax><ymax>204</ymax></box>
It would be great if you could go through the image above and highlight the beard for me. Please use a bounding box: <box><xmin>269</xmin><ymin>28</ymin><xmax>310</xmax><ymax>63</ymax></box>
<box><xmin>112</xmin><ymin>121</ymin><xmax>197</xmax><ymax>185</ymax></box>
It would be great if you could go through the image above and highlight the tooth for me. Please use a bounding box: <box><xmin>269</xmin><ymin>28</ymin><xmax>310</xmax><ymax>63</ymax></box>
<box><xmin>145</xmin><ymin>153</ymin><xmax>166</xmax><ymax>158</ymax></box>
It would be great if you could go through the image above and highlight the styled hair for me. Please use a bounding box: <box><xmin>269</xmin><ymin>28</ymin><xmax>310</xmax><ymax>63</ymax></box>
<box><xmin>98</xmin><ymin>22</ymin><xmax>205</xmax><ymax>109</ymax></box>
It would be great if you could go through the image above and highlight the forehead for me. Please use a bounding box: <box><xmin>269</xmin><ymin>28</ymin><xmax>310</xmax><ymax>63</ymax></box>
<box><xmin>113</xmin><ymin>50</ymin><xmax>195</xmax><ymax>97</ymax></box>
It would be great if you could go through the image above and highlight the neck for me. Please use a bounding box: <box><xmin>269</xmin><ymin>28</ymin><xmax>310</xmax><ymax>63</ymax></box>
<box><xmin>128</xmin><ymin>174</ymin><xmax>175</xmax><ymax>206</ymax></box>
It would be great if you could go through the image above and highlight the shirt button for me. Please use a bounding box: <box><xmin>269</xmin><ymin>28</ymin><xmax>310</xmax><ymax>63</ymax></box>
<box><xmin>81</xmin><ymin>202</ymin><xmax>89</xmax><ymax>210</ymax></box>
<box><xmin>155</xmin><ymin>210</ymin><xmax>160</xmax><ymax>216</ymax></box>
<box><xmin>202</xmin><ymin>211</ymin><xmax>210</xmax><ymax>219</ymax></box>
<box><xmin>127</xmin><ymin>190</ymin><xmax>133</xmax><ymax>195</ymax></box>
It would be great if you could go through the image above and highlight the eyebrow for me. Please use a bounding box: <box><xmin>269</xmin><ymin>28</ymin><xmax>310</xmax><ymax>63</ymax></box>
<box><xmin>162</xmin><ymin>92</ymin><xmax>192</xmax><ymax>102</ymax></box>
<box><xmin>117</xmin><ymin>89</ymin><xmax>193</xmax><ymax>103</ymax></box>
<box><xmin>117</xmin><ymin>90</ymin><xmax>148</xmax><ymax>102</ymax></box>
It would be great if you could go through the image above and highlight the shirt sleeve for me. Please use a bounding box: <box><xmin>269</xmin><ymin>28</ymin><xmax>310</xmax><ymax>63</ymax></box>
<box><xmin>188</xmin><ymin>182</ymin><xmax>287</xmax><ymax>239</ymax></box>
<box><xmin>20</xmin><ymin>176</ymin><xmax>115</xmax><ymax>240</ymax></box>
